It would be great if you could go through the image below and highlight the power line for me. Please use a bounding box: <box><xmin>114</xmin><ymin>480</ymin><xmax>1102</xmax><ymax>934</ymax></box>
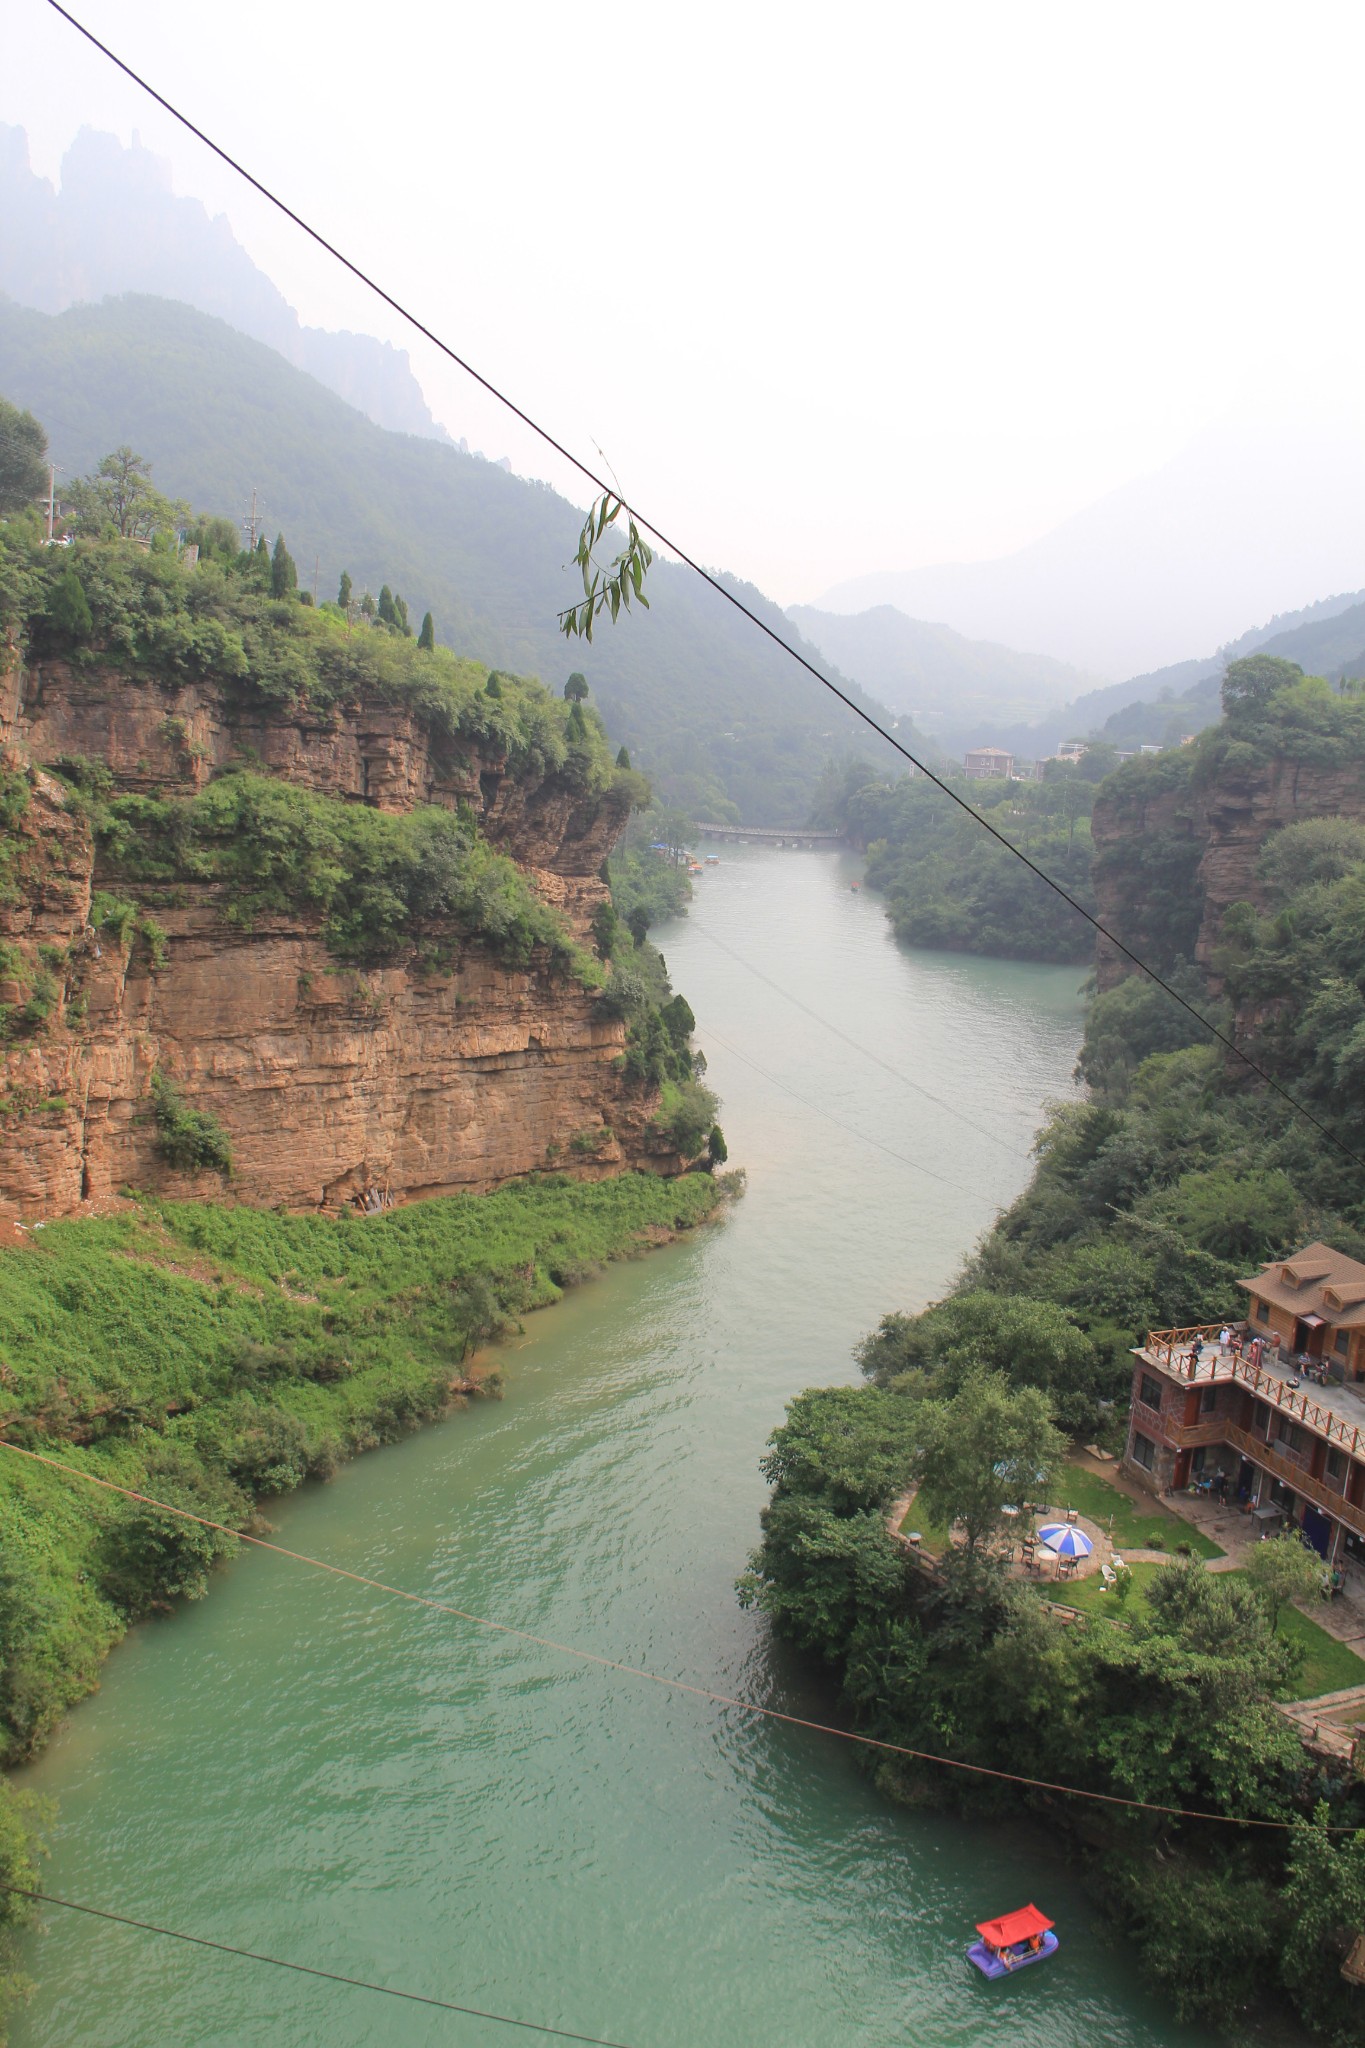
<box><xmin>2</xmin><ymin>1440</ymin><xmax>1353</xmax><ymax>1833</ymax></box>
<box><xmin>688</xmin><ymin>923</ymin><xmax>1030</xmax><ymax>1161</ymax></box>
<box><xmin>0</xmin><ymin>1883</ymin><xmax>644</xmax><ymax>2046</ymax></box>
<box><xmin>43</xmin><ymin>0</ymin><xmax>1365</xmax><ymax>1182</ymax></box>
<box><xmin>700</xmin><ymin>1025</ymin><xmax>1004</xmax><ymax>1198</ymax></box>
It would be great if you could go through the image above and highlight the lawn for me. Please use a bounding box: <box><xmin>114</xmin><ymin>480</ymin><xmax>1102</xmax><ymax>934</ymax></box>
<box><xmin>898</xmin><ymin>1504</ymin><xmax>953</xmax><ymax>1555</ymax></box>
<box><xmin>1225</xmin><ymin>1574</ymin><xmax>1365</xmax><ymax>1701</ymax></box>
<box><xmin>1045</xmin><ymin>1563</ymin><xmax>1365</xmax><ymax>1701</ymax></box>
<box><xmin>1057</xmin><ymin>1460</ymin><xmax>1224</xmax><ymax>1561</ymax></box>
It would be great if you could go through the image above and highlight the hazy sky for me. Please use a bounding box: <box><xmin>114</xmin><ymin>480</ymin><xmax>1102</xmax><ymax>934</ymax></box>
<box><xmin>8</xmin><ymin>0</ymin><xmax>1365</xmax><ymax>608</ymax></box>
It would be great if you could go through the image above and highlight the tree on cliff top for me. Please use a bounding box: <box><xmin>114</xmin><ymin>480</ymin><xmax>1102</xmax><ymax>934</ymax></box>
<box><xmin>0</xmin><ymin>397</ymin><xmax>46</xmax><ymax>516</ymax></box>
<box><xmin>1222</xmin><ymin>653</ymin><xmax>1304</xmax><ymax>720</ymax></box>
<box><xmin>68</xmin><ymin>446</ymin><xmax>185</xmax><ymax>542</ymax></box>
<box><xmin>270</xmin><ymin>534</ymin><xmax>297</xmax><ymax>598</ymax></box>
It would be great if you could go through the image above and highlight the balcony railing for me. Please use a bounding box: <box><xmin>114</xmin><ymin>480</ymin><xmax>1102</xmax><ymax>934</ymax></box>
<box><xmin>1144</xmin><ymin>1328</ymin><xmax>1365</xmax><ymax>1456</ymax></box>
<box><xmin>1232</xmin><ymin>1361</ymin><xmax>1364</xmax><ymax>1456</ymax></box>
<box><xmin>1144</xmin><ymin>1324</ymin><xmax>1234</xmax><ymax>1370</ymax></box>
<box><xmin>1163</xmin><ymin>1417</ymin><xmax>1234</xmax><ymax>1451</ymax></box>
<box><xmin>1225</xmin><ymin>1425</ymin><xmax>1365</xmax><ymax>1538</ymax></box>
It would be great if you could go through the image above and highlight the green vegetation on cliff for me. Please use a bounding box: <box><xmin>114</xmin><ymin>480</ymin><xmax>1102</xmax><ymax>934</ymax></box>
<box><xmin>0</xmin><ymin>298</ymin><xmax>902</xmax><ymax>824</ymax></box>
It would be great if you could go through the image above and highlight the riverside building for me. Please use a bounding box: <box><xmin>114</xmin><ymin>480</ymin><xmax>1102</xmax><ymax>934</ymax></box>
<box><xmin>1123</xmin><ymin>1243</ymin><xmax>1365</xmax><ymax>1567</ymax></box>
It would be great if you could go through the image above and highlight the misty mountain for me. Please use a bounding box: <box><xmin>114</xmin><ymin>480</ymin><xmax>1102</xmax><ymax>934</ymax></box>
<box><xmin>0</xmin><ymin>125</ymin><xmax>448</xmax><ymax>445</ymax></box>
<box><xmin>785</xmin><ymin>604</ymin><xmax>1098</xmax><ymax>757</ymax></box>
<box><xmin>1084</xmin><ymin>594</ymin><xmax>1365</xmax><ymax>752</ymax></box>
<box><xmin>819</xmin><ymin>413</ymin><xmax>1365</xmax><ymax>678</ymax></box>
<box><xmin>0</xmin><ymin>292</ymin><xmax>912</xmax><ymax>825</ymax></box>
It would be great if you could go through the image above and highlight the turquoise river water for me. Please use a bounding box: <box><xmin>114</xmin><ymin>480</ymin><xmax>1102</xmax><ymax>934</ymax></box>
<box><xmin>13</xmin><ymin>847</ymin><xmax>1219</xmax><ymax>2047</ymax></box>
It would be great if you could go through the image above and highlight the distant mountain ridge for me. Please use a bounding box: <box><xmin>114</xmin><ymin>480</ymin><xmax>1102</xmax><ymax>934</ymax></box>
<box><xmin>0</xmin><ymin>292</ymin><xmax>913</xmax><ymax>824</ymax></box>
<box><xmin>786</xmin><ymin>603</ymin><xmax>1099</xmax><ymax>757</ymax></box>
<box><xmin>819</xmin><ymin>412</ymin><xmax>1365</xmax><ymax>677</ymax></box>
<box><xmin>0</xmin><ymin>124</ymin><xmax>449</xmax><ymax>444</ymax></box>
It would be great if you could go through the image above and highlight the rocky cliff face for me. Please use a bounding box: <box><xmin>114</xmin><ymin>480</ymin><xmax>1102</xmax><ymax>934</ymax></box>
<box><xmin>0</xmin><ymin>651</ymin><xmax>680</xmax><ymax>1218</ymax></box>
<box><xmin>1091</xmin><ymin>753</ymin><xmax>1365</xmax><ymax>995</ymax></box>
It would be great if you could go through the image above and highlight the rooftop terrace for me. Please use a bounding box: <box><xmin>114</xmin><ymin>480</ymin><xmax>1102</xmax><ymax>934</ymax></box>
<box><xmin>1136</xmin><ymin>1325</ymin><xmax>1365</xmax><ymax>1456</ymax></box>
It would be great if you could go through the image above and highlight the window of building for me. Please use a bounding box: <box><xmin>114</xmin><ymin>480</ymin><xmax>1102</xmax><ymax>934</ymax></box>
<box><xmin>1191</xmin><ymin>1446</ymin><xmax>1207</xmax><ymax>1474</ymax></box>
<box><xmin>1256</xmin><ymin>1299</ymin><xmax>1270</xmax><ymax>1324</ymax></box>
<box><xmin>1138</xmin><ymin>1374</ymin><xmax>1163</xmax><ymax>1412</ymax></box>
<box><xmin>1200</xmin><ymin>1387</ymin><xmax>1216</xmax><ymax>1413</ymax></box>
<box><xmin>1334</xmin><ymin>1328</ymin><xmax>1350</xmax><ymax>1356</ymax></box>
<box><xmin>1254</xmin><ymin>1401</ymin><xmax>1271</xmax><ymax>1435</ymax></box>
<box><xmin>1131</xmin><ymin>1432</ymin><xmax>1156</xmax><ymax>1472</ymax></box>
<box><xmin>1277</xmin><ymin>1418</ymin><xmax>1303</xmax><ymax>1453</ymax></box>
<box><xmin>1326</xmin><ymin>1447</ymin><xmax>1345</xmax><ymax>1483</ymax></box>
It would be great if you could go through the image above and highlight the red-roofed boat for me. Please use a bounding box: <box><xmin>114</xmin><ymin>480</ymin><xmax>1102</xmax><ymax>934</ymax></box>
<box><xmin>966</xmin><ymin>1903</ymin><xmax>1058</xmax><ymax>1978</ymax></box>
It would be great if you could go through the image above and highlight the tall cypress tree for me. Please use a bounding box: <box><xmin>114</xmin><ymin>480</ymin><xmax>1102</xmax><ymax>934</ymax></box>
<box><xmin>271</xmin><ymin>535</ymin><xmax>297</xmax><ymax>598</ymax></box>
<box><xmin>338</xmin><ymin>570</ymin><xmax>352</xmax><ymax>608</ymax></box>
<box><xmin>418</xmin><ymin>612</ymin><xmax>435</xmax><ymax>650</ymax></box>
<box><xmin>376</xmin><ymin>584</ymin><xmax>397</xmax><ymax>628</ymax></box>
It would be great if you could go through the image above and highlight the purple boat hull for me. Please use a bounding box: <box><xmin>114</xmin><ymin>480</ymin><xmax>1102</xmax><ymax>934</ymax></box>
<box><xmin>967</xmin><ymin>1929</ymin><xmax>1060</xmax><ymax>1978</ymax></box>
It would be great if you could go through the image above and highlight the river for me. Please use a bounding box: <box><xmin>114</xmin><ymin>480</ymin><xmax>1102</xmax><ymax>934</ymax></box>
<box><xmin>13</xmin><ymin>847</ymin><xmax>1216</xmax><ymax>2048</ymax></box>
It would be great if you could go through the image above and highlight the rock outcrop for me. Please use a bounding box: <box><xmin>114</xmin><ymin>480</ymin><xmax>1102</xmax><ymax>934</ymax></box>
<box><xmin>1092</xmin><ymin>753</ymin><xmax>1365</xmax><ymax>995</ymax></box>
<box><xmin>0</xmin><ymin>650</ymin><xmax>680</xmax><ymax>1218</ymax></box>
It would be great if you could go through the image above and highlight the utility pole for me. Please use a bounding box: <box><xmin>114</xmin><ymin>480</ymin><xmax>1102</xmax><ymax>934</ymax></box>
<box><xmin>46</xmin><ymin>464</ymin><xmax>56</xmax><ymax>544</ymax></box>
<box><xmin>244</xmin><ymin>487</ymin><xmax>258</xmax><ymax>554</ymax></box>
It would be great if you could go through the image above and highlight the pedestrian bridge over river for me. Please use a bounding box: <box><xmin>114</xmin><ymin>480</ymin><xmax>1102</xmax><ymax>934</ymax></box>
<box><xmin>693</xmin><ymin>823</ymin><xmax>846</xmax><ymax>848</ymax></box>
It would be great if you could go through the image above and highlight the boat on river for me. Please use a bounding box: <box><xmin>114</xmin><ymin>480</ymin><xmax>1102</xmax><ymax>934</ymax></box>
<box><xmin>966</xmin><ymin>1904</ymin><xmax>1058</xmax><ymax>1978</ymax></box>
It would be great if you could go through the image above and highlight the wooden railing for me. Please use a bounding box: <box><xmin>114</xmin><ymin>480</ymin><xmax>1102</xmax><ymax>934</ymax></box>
<box><xmin>1163</xmin><ymin>1418</ymin><xmax>1234</xmax><ymax>1450</ymax></box>
<box><xmin>1230</xmin><ymin>1361</ymin><xmax>1364</xmax><ymax>1456</ymax></box>
<box><xmin>1225</xmin><ymin>1426</ymin><xmax>1365</xmax><ymax>1538</ymax></box>
<box><xmin>1144</xmin><ymin>1328</ymin><xmax>1365</xmax><ymax>1457</ymax></box>
<box><xmin>1144</xmin><ymin>1325</ymin><xmax>1238</xmax><ymax>1371</ymax></box>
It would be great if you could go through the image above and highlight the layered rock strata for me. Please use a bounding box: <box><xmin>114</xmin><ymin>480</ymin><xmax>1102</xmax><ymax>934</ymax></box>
<box><xmin>0</xmin><ymin>653</ymin><xmax>679</xmax><ymax>1217</ymax></box>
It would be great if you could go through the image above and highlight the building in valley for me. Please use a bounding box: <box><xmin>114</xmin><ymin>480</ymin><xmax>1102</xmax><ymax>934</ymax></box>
<box><xmin>1123</xmin><ymin>1243</ymin><xmax>1365</xmax><ymax>1566</ymax></box>
<box><xmin>963</xmin><ymin>746</ymin><xmax>1014</xmax><ymax>780</ymax></box>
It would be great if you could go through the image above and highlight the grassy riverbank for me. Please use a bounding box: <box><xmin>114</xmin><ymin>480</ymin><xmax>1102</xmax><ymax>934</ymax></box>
<box><xmin>0</xmin><ymin>1171</ymin><xmax>724</xmax><ymax>1768</ymax></box>
<box><xmin>0</xmin><ymin>1170</ymin><xmax>726</xmax><ymax>2028</ymax></box>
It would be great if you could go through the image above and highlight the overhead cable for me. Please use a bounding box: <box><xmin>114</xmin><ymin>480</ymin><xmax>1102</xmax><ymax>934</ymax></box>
<box><xmin>0</xmin><ymin>1882</ymin><xmax>643</xmax><ymax>2045</ymax></box>
<box><xmin>688</xmin><ymin>923</ymin><xmax>1031</xmax><ymax>1161</ymax></box>
<box><xmin>43</xmin><ymin>0</ymin><xmax>1365</xmax><ymax>1179</ymax></box>
<box><xmin>2</xmin><ymin>1441</ymin><xmax>1355</xmax><ymax>1834</ymax></box>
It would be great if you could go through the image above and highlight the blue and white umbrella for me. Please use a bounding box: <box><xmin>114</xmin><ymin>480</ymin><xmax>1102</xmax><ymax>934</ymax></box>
<box><xmin>1037</xmin><ymin>1523</ymin><xmax>1093</xmax><ymax>1558</ymax></box>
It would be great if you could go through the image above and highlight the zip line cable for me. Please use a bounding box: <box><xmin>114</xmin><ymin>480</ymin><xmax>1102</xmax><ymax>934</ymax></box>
<box><xmin>688</xmin><ymin>924</ymin><xmax>1030</xmax><ymax>1161</ymax></box>
<box><xmin>1</xmin><ymin>1441</ymin><xmax>1355</xmax><ymax>1835</ymax></box>
<box><xmin>0</xmin><ymin>1883</ymin><xmax>644</xmax><ymax>2046</ymax></box>
<box><xmin>44</xmin><ymin>0</ymin><xmax>1365</xmax><ymax>1181</ymax></box>
<box><xmin>699</xmin><ymin>1025</ymin><xmax>1004</xmax><ymax>1197</ymax></box>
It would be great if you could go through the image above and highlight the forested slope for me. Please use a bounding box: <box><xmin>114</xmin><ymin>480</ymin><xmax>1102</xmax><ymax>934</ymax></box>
<box><xmin>0</xmin><ymin>295</ymin><xmax>915</xmax><ymax>824</ymax></box>
<box><xmin>743</xmin><ymin>658</ymin><xmax>1365</xmax><ymax>2046</ymax></box>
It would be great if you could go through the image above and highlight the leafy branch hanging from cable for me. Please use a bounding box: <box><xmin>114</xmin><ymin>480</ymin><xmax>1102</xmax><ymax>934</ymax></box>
<box><xmin>559</xmin><ymin>494</ymin><xmax>653</xmax><ymax>642</ymax></box>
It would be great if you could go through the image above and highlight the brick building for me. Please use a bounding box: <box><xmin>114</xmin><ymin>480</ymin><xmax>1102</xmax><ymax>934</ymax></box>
<box><xmin>1123</xmin><ymin>1243</ymin><xmax>1365</xmax><ymax>1566</ymax></box>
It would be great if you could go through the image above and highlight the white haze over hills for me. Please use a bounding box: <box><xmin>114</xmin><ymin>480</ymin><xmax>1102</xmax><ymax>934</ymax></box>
<box><xmin>820</xmin><ymin>408</ymin><xmax>1365</xmax><ymax>680</ymax></box>
<box><xmin>0</xmin><ymin>125</ymin><xmax>452</xmax><ymax>446</ymax></box>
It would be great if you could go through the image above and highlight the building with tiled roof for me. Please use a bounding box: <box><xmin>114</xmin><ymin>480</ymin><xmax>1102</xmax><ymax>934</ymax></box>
<box><xmin>1122</xmin><ymin>1242</ymin><xmax>1365</xmax><ymax>1567</ymax></box>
